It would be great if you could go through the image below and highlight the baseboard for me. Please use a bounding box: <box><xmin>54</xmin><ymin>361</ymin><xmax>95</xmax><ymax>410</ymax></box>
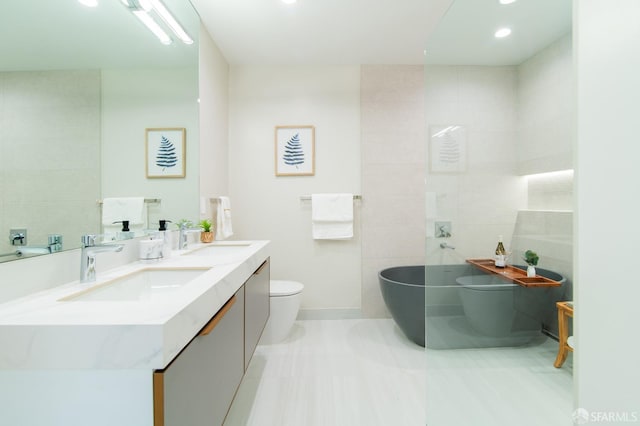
<box><xmin>297</xmin><ymin>308</ymin><xmax>362</xmax><ymax>321</ymax></box>
<box><xmin>541</xmin><ymin>327</ymin><xmax>560</xmax><ymax>342</ymax></box>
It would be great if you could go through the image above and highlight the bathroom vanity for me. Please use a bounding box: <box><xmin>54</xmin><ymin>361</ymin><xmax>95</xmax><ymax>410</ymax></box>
<box><xmin>0</xmin><ymin>240</ymin><xmax>270</xmax><ymax>426</ymax></box>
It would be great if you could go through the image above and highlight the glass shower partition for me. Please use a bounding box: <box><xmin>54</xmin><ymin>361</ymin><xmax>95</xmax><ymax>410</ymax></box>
<box><xmin>423</xmin><ymin>0</ymin><xmax>574</xmax><ymax>424</ymax></box>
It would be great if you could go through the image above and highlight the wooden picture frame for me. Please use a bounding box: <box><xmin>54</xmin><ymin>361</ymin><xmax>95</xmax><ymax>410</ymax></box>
<box><xmin>145</xmin><ymin>128</ymin><xmax>186</xmax><ymax>178</ymax></box>
<box><xmin>275</xmin><ymin>125</ymin><xmax>315</xmax><ymax>176</ymax></box>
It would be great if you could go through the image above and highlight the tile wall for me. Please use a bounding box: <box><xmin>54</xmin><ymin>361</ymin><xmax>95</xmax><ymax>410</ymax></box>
<box><xmin>360</xmin><ymin>65</ymin><xmax>426</xmax><ymax>318</ymax></box>
<box><xmin>517</xmin><ymin>35</ymin><xmax>573</xmax><ymax>175</ymax></box>
<box><xmin>360</xmin><ymin>34</ymin><xmax>573</xmax><ymax>318</ymax></box>
<box><xmin>0</xmin><ymin>70</ymin><xmax>101</xmax><ymax>258</ymax></box>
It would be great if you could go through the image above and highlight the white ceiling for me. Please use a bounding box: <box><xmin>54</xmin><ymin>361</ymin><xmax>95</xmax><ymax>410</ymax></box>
<box><xmin>191</xmin><ymin>0</ymin><xmax>572</xmax><ymax>66</ymax></box>
<box><xmin>191</xmin><ymin>0</ymin><xmax>454</xmax><ymax>65</ymax></box>
<box><xmin>0</xmin><ymin>0</ymin><xmax>572</xmax><ymax>71</ymax></box>
<box><xmin>425</xmin><ymin>0</ymin><xmax>572</xmax><ymax>65</ymax></box>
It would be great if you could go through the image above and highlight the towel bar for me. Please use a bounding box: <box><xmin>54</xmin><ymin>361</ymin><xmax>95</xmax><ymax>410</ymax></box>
<box><xmin>299</xmin><ymin>195</ymin><xmax>362</xmax><ymax>201</ymax></box>
<box><xmin>97</xmin><ymin>198</ymin><xmax>161</xmax><ymax>205</ymax></box>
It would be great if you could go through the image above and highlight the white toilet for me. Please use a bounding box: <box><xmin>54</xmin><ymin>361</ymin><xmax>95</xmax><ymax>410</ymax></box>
<box><xmin>260</xmin><ymin>280</ymin><xmax>304</xmax><ymax>344</ymax></box>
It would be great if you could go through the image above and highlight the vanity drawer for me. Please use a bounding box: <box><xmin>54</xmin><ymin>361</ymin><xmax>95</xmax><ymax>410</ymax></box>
<box><xmin>153</xmin><ymin>288</ymin><xmax>245</xmax><ymax>426</ymax></box>
<box><xmin>244</xmin><ymin>258</ymin><xmax>270</xmax><ymax>370</ymax></box>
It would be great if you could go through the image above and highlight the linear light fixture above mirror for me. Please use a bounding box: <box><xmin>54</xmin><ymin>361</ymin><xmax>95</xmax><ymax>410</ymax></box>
<box><xmin>148</xmin><ymin>0</ymin><xmax>193</xmax><ymax>44</ymax></box>
<box><xmin>121</xmin><ymin>0</ymin><xmax>193</xmax><ymax>45</ymax></box>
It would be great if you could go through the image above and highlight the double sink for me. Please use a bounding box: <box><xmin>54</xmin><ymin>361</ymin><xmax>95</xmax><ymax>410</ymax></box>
<box><xmin>0</xmin><ymin>240</ymin><xmax>269</xmax><ymax>370</ymax></box>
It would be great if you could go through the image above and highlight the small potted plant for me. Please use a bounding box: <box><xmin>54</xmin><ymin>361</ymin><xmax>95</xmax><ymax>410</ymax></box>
<box><xmin>523</xmin><ymin>250</ymin><xmax>539</xmax><ymax>277</ymax></box>
<box><xmin>199</xmin><ymin>219</ymin><xmax>214</xmax><ymax>243</ymax></box>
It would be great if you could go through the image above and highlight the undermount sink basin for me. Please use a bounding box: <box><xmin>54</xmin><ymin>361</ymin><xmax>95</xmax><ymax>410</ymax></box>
<box><xmin>61</xmin><ymin>267</ymin><xmax>211</xmax><ymax>302</ymax></box>
<box><xmin>182</xmin><ymin>243</ymin><xmax>252</xmax><ymax>263</ymax></box>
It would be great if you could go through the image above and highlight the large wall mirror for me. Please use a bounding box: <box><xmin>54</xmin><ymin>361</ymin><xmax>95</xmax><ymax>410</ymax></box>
<box><xmin>0</xmin><ymin>0</ymin><xmax>200</xmax><ymax>263</ymax></box>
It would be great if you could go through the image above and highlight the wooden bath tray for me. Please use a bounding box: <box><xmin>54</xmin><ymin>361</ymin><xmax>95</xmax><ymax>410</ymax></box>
<box><xmin>466</xmin><ymin>259</ymin><xmax>562</xmax><ymax>288</ymax></box>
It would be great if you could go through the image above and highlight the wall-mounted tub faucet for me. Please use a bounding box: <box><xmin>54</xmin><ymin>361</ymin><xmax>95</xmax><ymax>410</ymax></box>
<box><xmin>12</xmin><ymin>234</ymin><xmax>62</xmax><ymax>258</ymax></box>
<box><xmin>435</xmin><ymin>222</ymin><xmax>452</xmax><ymax>238</ymax></box>
<box><xmin>9</xmin><ymin>229</ymin><xmax>27</xmax><ymax>246</ymax></box>
<box><xmin>440</xmin><ymin>242</ymin><xmax>456</xmax><ymax>250</ymax></box>
<box><xmin>437</xmin><ymin>227</ymin><xmax>451</xmax><ymax>238</ymax></box>
<box><xmin>80</xmin><ymin>235</ymin><xmax>124</xmax><ymax>283</ymax></box>
<box><xmin>15</xmin><ymin>246</ymin><xmax>51</xmax><ymax>257</ymax></box>
<box><xmin>11</xmin><ymin>233</ymin><xmax>25</xmax><ymax>245</ymax></box>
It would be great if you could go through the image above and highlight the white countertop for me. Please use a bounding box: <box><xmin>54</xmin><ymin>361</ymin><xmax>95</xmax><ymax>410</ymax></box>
<box><xmin>0</xmin><ymin>240</ymin><xmax>270</xmax><ymax>370</ymax></box>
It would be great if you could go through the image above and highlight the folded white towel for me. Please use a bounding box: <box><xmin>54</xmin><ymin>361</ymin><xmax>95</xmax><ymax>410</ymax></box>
<box><xmin>312</xmin><ymin>193</ymin><xmax>353</xmax><ymax>240</ymax></box>
<box><xmin>101</xmin><ymin>197</ymin><xmax>145</xmax><ymax>225</ymax></box>
<box><xmin>216</xmin><ymin>196</ymin><xmax>234</xmax><ymax>240</ymax></box>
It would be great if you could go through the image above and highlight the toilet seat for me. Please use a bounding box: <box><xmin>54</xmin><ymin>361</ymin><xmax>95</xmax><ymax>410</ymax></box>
<box><xmin>270</xmin><ymin>280</ymin><xmax>304</xmax><ymax>297</ymax></box>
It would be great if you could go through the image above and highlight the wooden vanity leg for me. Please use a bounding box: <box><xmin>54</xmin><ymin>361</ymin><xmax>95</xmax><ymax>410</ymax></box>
<box><xmin>554</xmin><ymin>302</ymin><xmax>569</xmax><ymax>368</ymax></box>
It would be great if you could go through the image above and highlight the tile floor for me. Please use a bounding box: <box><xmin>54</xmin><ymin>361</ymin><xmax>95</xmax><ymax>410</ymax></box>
<box><xmin>223</xmin><ymin>319</ymin><xmax>573</xmax><ymax>426</ymax></box>
<box><xmin>426</xmin><ymin>334</ymin><xmax>573</xmax><ymax>426</ymax></box>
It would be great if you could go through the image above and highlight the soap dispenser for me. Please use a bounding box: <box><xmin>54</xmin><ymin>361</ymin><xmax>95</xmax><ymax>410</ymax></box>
<box><xmin>159</xmin><ymin>220</ymin><xmax>173</xmax><ymax>259</ymax></box>
<box><xmin>113</xmin><ymin>220</ymin><xmax>134</xmax><ymax>240</ymax></box>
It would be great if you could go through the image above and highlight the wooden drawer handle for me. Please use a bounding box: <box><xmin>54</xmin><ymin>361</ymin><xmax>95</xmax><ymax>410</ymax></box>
<box><xmin>254</xmin><ymin>259</ymin><xmax>269</xmax><ymax>275</ymax></box>
<box><xmin>199</xmin><ymin>295</ymin><xmax>236</xmax><ymax>336</ymax></box>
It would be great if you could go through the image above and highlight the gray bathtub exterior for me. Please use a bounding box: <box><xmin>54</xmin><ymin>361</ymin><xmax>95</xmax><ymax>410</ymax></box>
<box><xmin>379</xmin><ymin>266</ymin><xmax>426</xmax><ymax>346</ymax></box>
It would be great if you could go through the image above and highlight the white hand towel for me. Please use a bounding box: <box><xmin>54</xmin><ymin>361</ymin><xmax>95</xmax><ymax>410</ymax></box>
<box><xmin>312</xmin><ymin>193</ymin><xmax>353</xmax><ymax>240</ymax></box>
<box><xmin>216</xmin><ymin>196</ymin><xmax>234</xmax><ymax>240</ymax></box>
<box><xmin>101</xmin><ymin>197</ymin><xmax>145</xmax><ymax>225</ymax></box>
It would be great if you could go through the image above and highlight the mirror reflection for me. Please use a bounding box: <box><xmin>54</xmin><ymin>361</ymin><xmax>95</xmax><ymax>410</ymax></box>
<box><xmin>0</xmin><ymin>0</ymin><xmax>200</xmax><ymax>263</ymax></box>
<box><xmin>425</xmin><ymin>0</ymin><xmax>572</xmax><ymax>176</ymax></box>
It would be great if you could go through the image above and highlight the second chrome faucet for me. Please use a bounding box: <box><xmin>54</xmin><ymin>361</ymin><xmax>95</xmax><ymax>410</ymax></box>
<box><xmin>178</xmin><ymin>223</ymin><xmax>202</xmax><ymax>250</ymax></box>
<box><xmin>80</xmin><ymin>235</ymin><xmax>124</xmax><ymax>283</ymax></box>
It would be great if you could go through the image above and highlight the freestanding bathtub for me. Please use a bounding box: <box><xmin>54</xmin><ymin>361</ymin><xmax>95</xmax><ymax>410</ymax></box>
<box><xmin>379</xmin><ymin>264</ymin><xmax>565</xmax><ymax>349</ymax></box>
<box><xmin>378</xmin><ymin>266</ymin><xmax>426</xmax><ymax>347</ymax></box>
<box><xmin>456</xmin><ymin>268</ymin><xmax>565</xmax><ymax>338</ymax></box>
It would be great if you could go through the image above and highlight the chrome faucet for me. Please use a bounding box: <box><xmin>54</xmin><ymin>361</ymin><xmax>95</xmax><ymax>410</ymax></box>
<box><xmin>48</xmin><ymin>234</ymin><xmax>63</xmax><ymax>253</ymax></box>
<box><xmin>440</xmin><ymin>242</ymin><xmax>456</xmax><ymax>250</ymax></box>
<box><xmin>15</xmin><ymin>246</ymin><xmax>51</xmax><ymax>257</ymax></box>
<box><xmin>10</xmin><ymin>232</ymin><xmax>25</xmax><ymax>246</ymax></box>
<box><xmin>14</xmin><ymin>235</ymin><xmax>63</xmax><ymax>257</ymax></box>
<box><xmin>80</xmin><ymin>235</ymin><xmax>124</xmax><ymax>283</ymax></box>
<box><xmin>178</xmin><ymin>223</ymin><xmax>202</xmax><ymax>250</ymax></box>
<box><xmin>437</xmin><ymin>225</ymin><xmax>451</xmax><ymax>238</ymax></box>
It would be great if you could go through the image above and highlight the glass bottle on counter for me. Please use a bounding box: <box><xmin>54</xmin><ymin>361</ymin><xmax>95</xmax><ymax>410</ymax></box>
<box><xmin>494</xmin><ymin>235</ymin><xmax>506</xmax><ymax>268</ymax></box>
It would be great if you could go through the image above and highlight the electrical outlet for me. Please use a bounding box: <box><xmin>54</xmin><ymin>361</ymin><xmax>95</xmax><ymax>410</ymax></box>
<box><xmin>435</xmin><ymin>221</ymin><xmax>451</xmax><ymax>238</ymax></box>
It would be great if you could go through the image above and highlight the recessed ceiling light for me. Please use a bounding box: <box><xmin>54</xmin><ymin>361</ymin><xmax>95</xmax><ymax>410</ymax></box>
<box><xmin>78</xmin><ymin>0</ymin><xmax>98</xmax><ymax>7</ymax></box>
<box><xmin>499</xmin><ymin>0</ymin><xmax>517</xmax><ymax>4</ymax></box>
<box><xmin>494</xmin><ymin>28</ymin><xmax>512</xmax><ymax>38</ymax></box>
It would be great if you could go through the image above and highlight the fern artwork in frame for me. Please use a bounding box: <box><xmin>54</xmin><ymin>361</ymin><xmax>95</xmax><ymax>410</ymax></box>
<box><xmin>145</xmin><ymin>128</ymin><xmax>186</xmax><ymax>178</ymax></box>
<box><xmin>275</xmin><ymin>125</ymin><xmax>315</xmax><ymax>176</ymax></box>
<box><xmin>429</xmin><ymin>124</ymin><xmax>466</xmax><ymax>174</ymax></box>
